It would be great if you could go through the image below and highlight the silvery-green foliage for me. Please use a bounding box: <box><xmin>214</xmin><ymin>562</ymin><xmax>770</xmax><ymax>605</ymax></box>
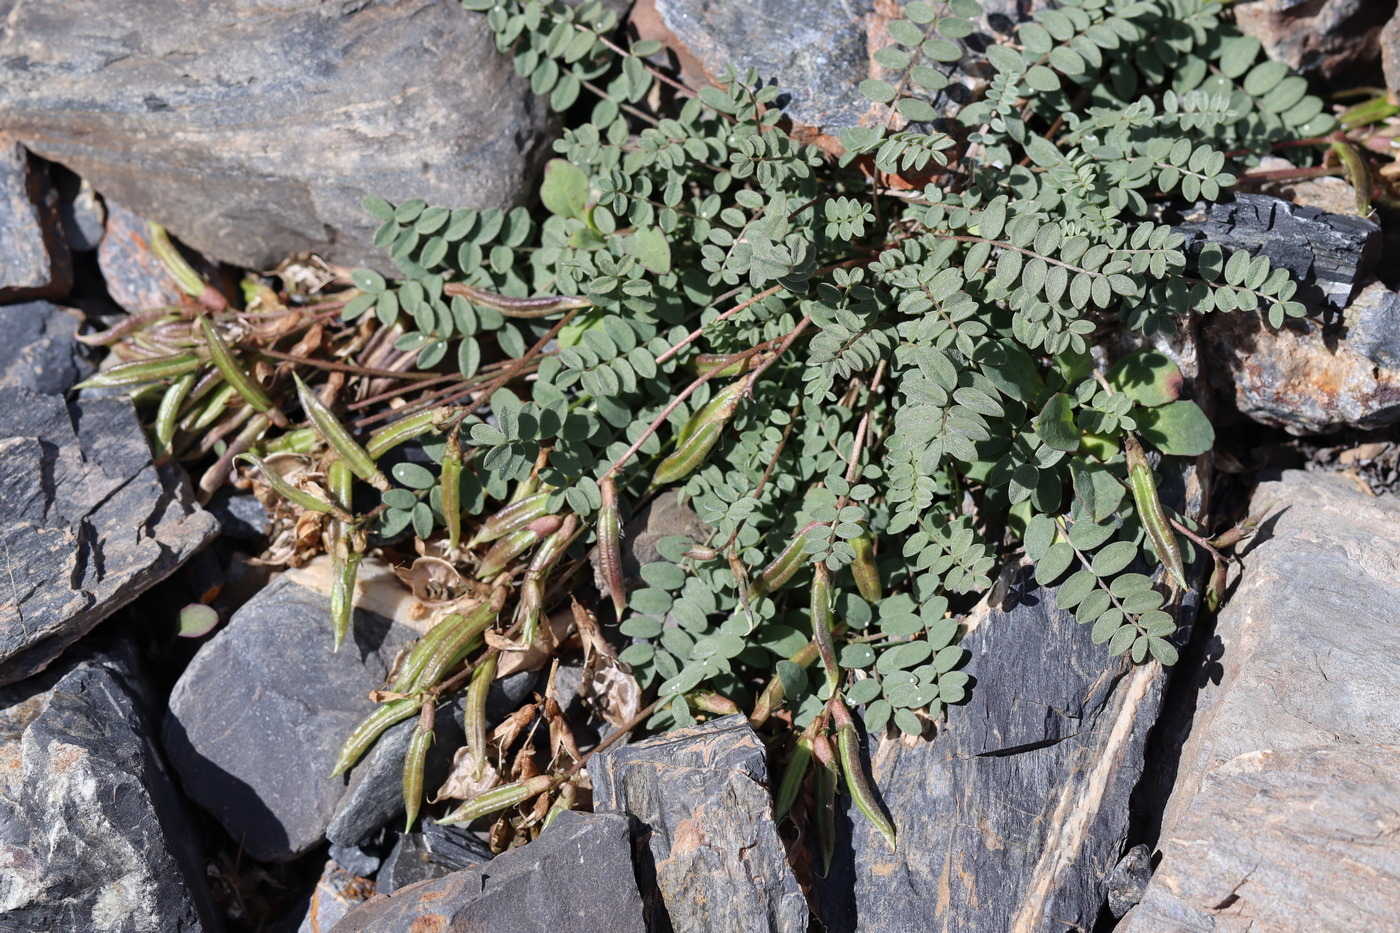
<box><xmin>349</xmin><ymin>0</ymin><xmax>1327</xmax><ymax>732</ymax></box>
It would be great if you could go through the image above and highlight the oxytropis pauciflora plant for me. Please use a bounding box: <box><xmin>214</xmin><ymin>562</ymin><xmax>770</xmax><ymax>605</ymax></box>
<box><xmin>82</xmin><ymin>0</ymin><xmax>1329</xmax><ymax>868</ymax></box>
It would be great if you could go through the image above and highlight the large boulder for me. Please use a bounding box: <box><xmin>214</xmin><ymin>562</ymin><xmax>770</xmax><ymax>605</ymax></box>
<box><xmin>1120</xmin><ymin>470</ymin><xmax>1400</xmax><ymax>932</ymax></box>
<box><xmin>0</xmin><ymin>0</ymin><xmax>555</xmax><ymax>272</ymax></box>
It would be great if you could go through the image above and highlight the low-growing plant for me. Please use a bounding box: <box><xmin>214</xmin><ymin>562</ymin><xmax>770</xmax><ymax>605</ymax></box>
<box><xmin>86</xmin><ymin>0</ymin><xmax>1331</xmax><ymax>863</ymax></box>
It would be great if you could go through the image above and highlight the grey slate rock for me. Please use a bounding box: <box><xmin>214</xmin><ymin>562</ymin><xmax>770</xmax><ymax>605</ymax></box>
<box><xmin>97</xmin><ymin>199</ymin><xmax>213</xmax><ymax>314</ymax></box>
<box><xmin>325</xmin><ymin>669</ymin><xmax>536</xmax><ymax>847</ymax></box>
<box><xmin>328</xmin><ymin>843</ymin><xmax>382</xmax><ymax>880</ymax></box>
<box><xmin>420</xmin><ymin>818</ymin><xmax>495</xmax><ymax>872</ymax></box>
<box><xmin>0</xmin><ymin>647</ymin><xmax>222</xmax><ymax>931</ymax></box>
<box><xmin>376</xmin><ymin>821</ymin><xmax>493</xmax><ymax>893</ymax></box>
<box><xmin>329</xmin><ymin>810</ymin><xmax>644</xmax><ymax>933</ymax></box>
<box><xmin>0</xmin><ymin>299</ymin><xmax>92</xmax><ymax>394</ymax></box>
<box><xmin>205</xmin><ymin>489</ymin><xmax>272</xmax><ymax>543</ymax></box>
<box><xmin>1120</xmin><ymin>471</ymin><xmax>1400</xmax><ymax>932</ymax></box>
<box><xmin>0</xmin><ymin>388</ymin><xmax>219</xmax><ymax>686</ymax></box>
<box><xmin>1344</xmin><ymin>278</ymin><xmax>1400</xmax><ymax>370</ymax></box>
<box><xmin>1236</xmin><ymin>0</ymin><xmax>1388</xmax><ymax>80</ymax></box>
<box><xmin>55</xmin><ymin>170</ymin><xmax>105</xmax><ymax>253</ymax></box>
<box><xmin>0</xmin><ymin>0</ymin><xmax>554</xmax><ymax>272</ymax></box>
<box><xmin>1106</xmin><ymin>844</ymin><xmax>1153</xmax><ymax>919</ymax></box>
<box><xmin>1169</xmin><ymin>192</ymin><xmax>1380</xmax><ymax>311</ymax></box>
<box><xmin>813</xmin><ymin>569</ymin><xmax>1182</xmax><ymax>932</ymax></box>
<box><xmin>0</xmin><ymin>132</ymin><xmax>71</xmax><ymax>302</ymax></box>
<box><xmin>163</xmin><ymin>569</ymin><xmax>425</xmax><ymax>862</ymax></box>
<box><xmin>592</xmin><ymin>714</ymin><xmax>808</xmax><ymax>933</ymax></box>
<box><xmin>290</xmin><ymin>861</ymin><xmax>374</xmax><ymax>933</ymax></box>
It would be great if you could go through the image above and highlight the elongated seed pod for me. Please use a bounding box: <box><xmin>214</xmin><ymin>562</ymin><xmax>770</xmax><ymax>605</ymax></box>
<box><xmin>811</xmin><ymin>563</ymin><xmax>839</xmax><ymax>697</ymax></box>
<box><xmin>147</xmin><ymin>221</ymin><xmax>223</xmax><ymax>308</ymax></box>
<box><xmin>199</xmin><ymin>412</ymin><xmax>271</xmax><ymax>497</ymax></box>
<box><xmin>438</xmin><ymin>774</ymin><xmax>557</xmax><ymax>825</ymax></box>
<box><xmin>187</xmin><ymin>382</ymin><xmax>236</xmax><ymax>431</ymax></box>
<box><xmin>831</xmin><ymin>697</ymin><xmax>896</xmax><ymax>852</ymax></box>
<box><xmin>331</xmin><ymin>697</ymin><xmax>419</xmax><ymax>776</ymax></box>
<box><xmin>749</xmin><ymin>639</ymin><xmax>821</xmax><ymax>728</ymax></box>
<box><xmin>402</xmin><ymin>718</ymin><xmax>434</xmax><ymax>831</ymax></box>
<box><xmin>812</xmin><ymin>733</ymin><xmax>839</xmax><ymax>878</ymax></box>
<box><xmin>328</xmin><ymin>459</ymin><xmax>360</xmax><ymax>652</ymax></box>
<box><xmin>77</xmin><ymin>306</ymin><xmax>179</xmax><ymax>346</ymax></box>
<box><xmin>365</xmin><ymin>406</ymin><xmax>456</xmax><ymax>459</ymax></box>
<box><xmin>389</xmin><ymin>616</ymin><xmax>460</xmax><ymax>694</ymax></box>
<box><xmin>1206</xmin><ymin>559</ymin><xmax>1228</xmax><ymax>612</ymax></box>
<box><xmin>595</xmin><ymin>476</ymin><xmax>626</xmax><ymax>617</ymax></box>
<box><xmin>74</xmin><ymin>352</ymin><xmax>202</xmax><ymax>390</ymax></box>
<box><xmin>443</xmin><ymin>281</ymin><xmax>592</xmax><ymax>318</ymax></box>
<box><xmin>516</xmin><ymin>515</ymin><xmax>576</xmax><ymax>645</ymax></box>
<box><xmin>691</xmin><ymin>353</ymin><xmax>753</xmax><ymax>378</ymax></box>
<box><xmin>154</xmin><ymin>372</ymin><xmax>197</xmax><ymax>454</ymax></box>
<box><xmin>850</xmin><ymin>525</ymin><xmax>882</xmax><ymax>603</ymax></box>
<box><xmin>197</xmin><ymin>316</ymin><xmax>288</xmax><ymax>428</ymax></box>
<box><xmin>464</xmin><ymin>652</ymin><xmax>499</xmax><ymax>782</ymax></box>
<box><xmin>1124</xmin><ymin>436</ymin><xmax>1188</xmax><ymax>590</ymax></box>
<box><xmin>773</xmin><ymin>723</ymin><xmax>817</xmax><ymax>823</ymax></box>
<box><xmin>411</xmin><ymin>603</ymin><xmax>498</xmax><ymax>691</ymax></box>
<box><xmin>294</xmin><ymin>374</ymin><xmax>389</xmax><ymax>490</ymax></box>
<box><xmin>262</xmin><ymin>427</ymin><xmax>320</xmax><ymax>455</ymax></box>
<box><xmin>542</xmin><ymin>780</ymin><xmax>578</xmax><ymax>831</ymax></box>
<box><xmin>748</xmin><ymin>522</ymin><xmax>822</xmax><ymax>600</ymax></box>
<box><xmin>467</xmin><ymin>489</ymin><xmax>552</xmax><ymax>548</ymax></box>
<box><xmin>688</xmin><ymin>692</ymin><xmax>740</xmax><ymax>716</ymax></box>
<box><xmin>234</xmin><ymin>454</ymin><xmax>349</xmax><ymax>519</ymax></box>
<box><xmin>652</xmin><ymin>378</ymin><xmax>747</xmax><ymax>485</ymax></box>
<box><xmin>441</xmin><ymin>432</ymin><xmax>464</xmax><ymax>550</ymax></box>
<box><xmin>477</xmin><ymin>517</ymin><xmax>562</xmax><ymax>579</ymax></box>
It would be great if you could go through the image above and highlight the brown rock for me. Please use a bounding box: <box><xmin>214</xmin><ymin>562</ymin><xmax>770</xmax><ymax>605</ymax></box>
<box><xmin>1237</xmin><ymin>0</ymin><xmax>1390</xmax><ymax>80</ymax></box>
<box><xmin>96</xmin><ymin>200</ymin><xmax>201</xmax><ymax>314</ymax></box>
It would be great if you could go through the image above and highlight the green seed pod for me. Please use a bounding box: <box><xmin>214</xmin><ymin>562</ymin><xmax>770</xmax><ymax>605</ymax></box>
<box><xmin>464</xmin><ymin>652</ymin><xmax>499</xmax><ymax>782</ymax></box>
<box><xmin>441</xmin><ymin>431</ymin><xmax>464</xmax><ymax>550</ymax></box>
<box><xmin>261</xmin><ymin>427</ymin><xmax>320</xmax><ymax>455</ymax></box>
<box><xmin>542</xmin><ymin>781</ymin><xmax>578</xmax><ymax>831</ymax></box>
<box><xmin>748</xmin><ymin>523</ymin><xmax>821</xmax><ymax>600</ymax></box>
<box><xmin>197</xmin><ymin>316</ymin><xmax>288</xmax><ymax>428</ymax></box>
<box><xmin>187</xmin><ymin>382</ymin><xmax>236</xmax><ymax>431</ymax></box>
<box><xmin>652</xmin><ymin>378</ymin><xmax>747</xmax><ymax>486</ymax></box>
<box><xmin>477</xmin><ymin>516</ymin><xmax>562</xmax><ymax>579</ymax></box>
<box><xmin>773</xmin><ymin>722</ymin><xmax>817</xmax><ymax>824</ymax></box>
<box><xmin>412</xmin><ymin>603</ymin><xmax>498</xmax><ymax>690</ymax></box>
<box><xmin>402</xmin><ymin>717</ymin><xmax>434</xmax><ymax>831</ymax></box>
<box><xmin>595</xmin><ymin>476</ymin><xmax>626</xmax><ymax>617</ymax></box>
<box><xmin>811</xmin><ymin>563</ymin><xmax>839</xmax><ymax>697</ymax></box>
<box><xmin>294</xmin><ymin>374</ymin><xmax>389</xmax><ymax>491</ymax></box>
<box><xmin>831</xmin><ymin>697</ymin><xmax>896</xmax><ymax>852</ymax></box>
<box><xmin>154</xmin><ymin>372</ymin><xmax>197</xmax><ymax>454</ymax></box>
<box><xmin>467</xmin><ymin>488</ymin><xmax>552</xmax><ymax>548</ymax></box>
<box><xmin>812</xmin><ymin>732</ymin><xmax>839</xmax><ymax>878</ymax></box>
<box><xmin>749</xmin><ymin>638</ymin><xmax>821</xmax><ymax>729</ymax></box>
<box><xmin>234</xmin><ymin>454</ymin><xmax>349</xmax><ymax>520</ymax></box>
<box><xmin>1206</xmin><ymin>558</ymin><xmax>1228</xmax><ymax>612</ymax></box>
<box><xmin>515</xmin><ymin>515</ymin><xmax>576</xmax><ymax>646</ymax></box>
<box><xmin>147</xmin><ymin>221</ymin><xmax>215</xmax><ymax>302</ymax></box>
<box><xmin>74</xmin><ymin>352</ymin><xmax>203</xmax><ymax>390</ymax></box>
<box><xmin>331</xmin><ymin>697</ymin><xmax>419</xmax><ymax>776</ymax></box>
<box><xmin>365</xmin><ymin>407</ymin><xmax>457</xmax><ymax>459</ymax></box>
<box><xmin>1124</xmin><ymin>435</ymin><xmax>1188</xmax><ymax>590</ymax></box>
<box><xmin>850</xmin><ymin>524</ymin><xmax>882</xmax><ymax>603</ymax></box>
<box><xmin>389</xmin><ymin>616</ymin><xmax>460</xmax><ymax>695</ymax></box>
<box><xmin>328</xmin><ymin>459</ymin><xmax>360</xmax><ymax>652</ymax></box>
<box><xmin>438</xmin><ymin>774</ymin><xmax>557</xmax><ymax>826</ymax></box>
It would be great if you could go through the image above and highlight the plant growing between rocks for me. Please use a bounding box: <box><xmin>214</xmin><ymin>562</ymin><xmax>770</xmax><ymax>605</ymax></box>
<box><xmin>80</xmin><ymin>0</ymin><xmax>1332</xmax><ymax>867</ymax></box>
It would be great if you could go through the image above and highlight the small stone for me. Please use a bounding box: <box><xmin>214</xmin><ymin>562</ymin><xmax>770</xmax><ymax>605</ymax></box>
<box><xmin>1345</xmin><ymin>279</ymin><xmax>1400</xmax><ymax>370</ymax></box>
<box><xmin>0</xmin><ymin>388</ymin><xmax>218</xmax><ymax>686</ymax></box>
<box><xmin>0</xmin><ymin>645</ymin><xmax>222</xmax><ymax>931</ymax></box>
<box><xmin>0</xmin><ymin>132</ymin><xmax>71</xmax><ymax>302</ymax></box>
<box><xmin>163</xmin><ymin>562</ymin><xmax>429</xmax><ymax>862</ymax></box>
<box><xmin>293</xmin><ymin>861</ymin><xmax>375</xmax><ymax>933</ymax></box>
<box><xmin>1236</xmin><ymin>0</ymin><xmax>1388</xmax><ymax>80</ymax></box>
<box><xmin>330</xmin><ymin>810</ymin><xmax>644</xmax><ymax>933</ymax></box>
<box><xmin>1120</xmin><ymin>472</ymin><xmax>1400</xmax><ymax>932</ymax></box>
<box><xmin>328</xmin><ymin>843</ymin><xmax>383</xmax><ymax>879</ymax></box>
<box><xmin>377</xmin><ymin>832</ymin><xmax>441</xmax><ymax>894</ymax></box>
<box><xmin>1106</xmin><ymin>844</ymin><xmax>1153</xmax><ymax>918</ymax></box>
<box><xmin>205</xmin><ymin>488</ymin><xmax>272</xmax><ymax>542</ymax></box>
<box><xmin>592</xmin><ymin>714</ymin><xmax>808</xmax><ymax>933</ymax></box>
<box><xmin>96</xmin><ymin>199</ymin><xmax>204</xmax><ymax>313</ymax></box>
<box><xmin>0</xmin><ymin>300</ymin><xmax>93</xmax><ymax>394</ymax></box>
<box><xmin>421</xmin><ymin>818</ymin><xmax>495</xmax><ymax>871</ymax></box>
<box><xmin>55</xmin><ymin>169</ymin><xmax>106</xmax><ymax>252</ymax></box>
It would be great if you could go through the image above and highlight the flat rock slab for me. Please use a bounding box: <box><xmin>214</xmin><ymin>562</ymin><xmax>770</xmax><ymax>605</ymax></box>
<box><xmin>0</xmin><ymin>387</ymin><xmax>218</xmax><ymax>686</ymax></box>
<box><xmin>0</xmin><ymin>300</ymin><xmax>92</xmax><ymax>394</ymax></box>
<box><xmin>1169</xmin><ymin>193</ymin><xmax>1379</xmax><ymax>311</ymax></box>
<box><xmin>164</xmin><ymin>562</ymin><xmax>428</xmax><ymax>863</ymax></box>
<box><xmin>0</xmin><ymin>0</ymin><xmax>554</xmax><ymax>272</ymax></box>
<box><xmin>1235</xmin><ymin>0</ymin><xmax>1388</xmax><ymax>80</ymax></box>
<box><xmin>0</xmin><ymin>132</ymin><xmax>70</xmax><ymax>302</ymax></box>
<box><xmin>815</xmin><ymin>572</ymin><xmax>1175</xmax><ymax>932</ymax></box>
<box><xmin>1120</xmin><ymin>470</ymin><xmax>1400</xmax><ymax>932</ymax></box>
<box><xmin>592</xmin><ymin>714</ymin><xmax>808</xmax><ymax>933</ymax></box>
<box><xmin>329</xmin><ymin>810</ymin><xmax>645</xmax><ymax>933</ymax></box>
<box><xmin>0</xmin><ymin>646</ymin><xmax>221</xmax><ymax>931</ymax></box>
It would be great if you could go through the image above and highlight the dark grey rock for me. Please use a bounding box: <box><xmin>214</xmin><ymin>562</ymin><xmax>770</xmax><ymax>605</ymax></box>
<box><xmin>0</xmin><ymin>132</ymin><xmax>71</xmax><ymax>302</ymax></box>
<box><xmin>592</xmin><ymin>714</ymin><xmax>808</xmax><ymax>933</ymax></box>
<box><xmin>56</xmin><ymin>170</ymin><xmax>105</xmax><ymax>253</ymax></box>
<box><xmin>291</xmin><ymin>861</ymin><xmax>374</xmax><ymax>933</ymax></box>
<box><xmin>1236</xmin><ymin>0</ymin><xmax>1389</xmax><ymax>79</ymax></box>
<box><xmin>1120</xmin><ymin>471</ymin><xmax>1400</xmax><ymax>932</ymax></box>
<box><xmin>421</xmin><ymin>818</ymin><xmax>494</xmax><ymax>871</ymax></box>
<box><xmin>0</xmin><ymin>0</ymin><xmax>555</xmax><ymax>272</ymax></box>
<box><xmin>0</xmin><ymin>388</ymin><xmax>219</xmax><ymax>686</ymax></box>
<box><xmin>1169</xmin><ymin>193</ymin><xmax>1380</xmax><ymax>311</ymax></box>
<box><xmin>377</xmin><ymin>820</ymin><xmax>492</xmax><ymax>892</ymax></box>
<box><xmin>813</xmin><ymin>569</ymin><xmax>1181</xmax><ymax>932</ymax></box>
<box><xmin>0</xmin><ymin>647</ymin><xmax>222</xmax><ymax>931</ymax></box>
<box><xmin>205</xmin><ymin>489</ymin><xmax>271</xmax><ymax>542</ymax></box>
<box><xmin>0</xmin><ymin>300</ymin><xmax>92</xmax><ymax>393</ymax></box>
<box><xmin>328</xmin><ymin>843</ymin><xmax>382</xmax><ymax>880</ymax></box>
<box><xmin>330</xmin><ymin>810</ymin><xmax>644</xmax><ymax>933</ymax></box>
<box><xmin>325</xmin><ymin>669</ymin><xmax>536</xmax><ymax>847</ymax></box>
<box><xmin>163</xmin><ymin>568</ymin><xmax>426</xmax><ymax>862</ymax></box>
<box><xmin>1345</xmin><ymin>279</ymin><xmax>1400</xmax><ymax>370</ymax></box>
<box><xmin>1106</xmin><ymin>844</ymin><xmax>1153</xmax><ymax>919</ymax></box>
<box><xmin>97</xmin><ymin>199</ymin><xmax>210</xmax><ymax>314</ymax></box>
